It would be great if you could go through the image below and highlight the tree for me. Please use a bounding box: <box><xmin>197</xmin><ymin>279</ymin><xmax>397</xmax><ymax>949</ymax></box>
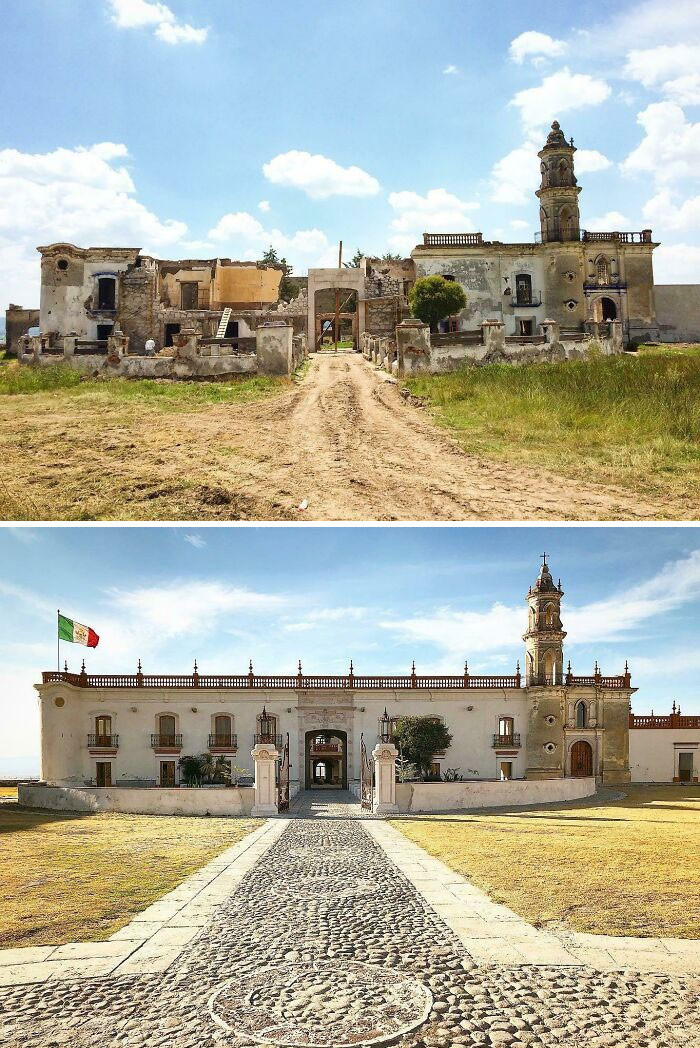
<box><xmin>260</xmin><ymin>245</ymin><xmax>296</xmax><ymax>302</ymax></box>
<box><xmin>178</xmin><ymin>755</ymin><xmax>203</xmax><ymax>787</ymax></box>
<box><xmin>381</xmin><ymin>252</ymin><xmax>403</xmax><ymax>262</ymax></box>
<box><xmin>408</xmin><ymin>275</ymin><xmax>467</xmax><ymax>333</ymax></box>
<box><xmin>347</xmin><ymin>249</ymin><xmax>364</xmax><ymax>268</ymax></box>
<box><xmin>392</xmin><ymin>716</ymin><xmax>453</xmax><ymax>780</ymax></box>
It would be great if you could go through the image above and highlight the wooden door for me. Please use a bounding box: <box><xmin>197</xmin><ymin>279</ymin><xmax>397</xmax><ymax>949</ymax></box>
<box><xmin>571</xmin><ymin>740</ymin><xmax>593</xmax><ymax>777</ymax></box>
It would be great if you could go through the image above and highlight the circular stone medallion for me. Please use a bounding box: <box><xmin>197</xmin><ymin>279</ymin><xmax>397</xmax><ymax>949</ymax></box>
<box><xmin>208</xmin><ymin>961</ymin><xmax>432</xmax><ymax>1047</ymax></box>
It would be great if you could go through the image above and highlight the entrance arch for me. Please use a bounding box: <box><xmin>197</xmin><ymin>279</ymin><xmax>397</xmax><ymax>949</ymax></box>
<box><xmin>570</xmin><ymin>739</ymin><xmax>593</xmax><ymax>777</ymax></box>
<box><xmin>593</xmin><ymin>296</ymin><xmax>617</xmax><ymax>322</ymax></box>
<box><xmin>307</xmin><ymin>268</ymin><xmax>366</xmax><ymax>352</ymax></box>
<box><xmin>305</xmin><ymin>729</ymin><xmax>348</xmax><ymax>789</ymax></box>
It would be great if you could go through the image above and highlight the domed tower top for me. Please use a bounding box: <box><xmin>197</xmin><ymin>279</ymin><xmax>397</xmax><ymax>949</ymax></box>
<box><xmin>529</xmin><ymin>555</ymin><xmax>563</xmax><ymax>596</ymax></box>
<box><xmin>536</xmin><ymin>121</ymin><xmax>581</xmax><ymax>243</ymax></box>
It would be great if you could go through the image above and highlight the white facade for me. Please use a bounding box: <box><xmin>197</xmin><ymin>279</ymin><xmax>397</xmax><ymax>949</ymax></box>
<box><xmin>630</xmin><ymin>728</ymin><xmax>700</xmax><ymax>783</ymax></box>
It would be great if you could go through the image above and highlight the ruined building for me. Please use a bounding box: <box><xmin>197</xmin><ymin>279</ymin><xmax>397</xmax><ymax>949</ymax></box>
<box><xmin>411</xmin><ymin>122</ymin><xmax>659</xmax><ymax>343</ymax></box>
<box><xmin>11</xmin><ymin>120</ymin><xmax>693</xmax><ymax>360</ymax></box>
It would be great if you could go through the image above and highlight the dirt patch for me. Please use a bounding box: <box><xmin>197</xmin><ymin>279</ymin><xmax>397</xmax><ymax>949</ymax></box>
<box><xmin>0</xmin><ymin>355</ymin><xmax>684</xmax><ymax>520</ymax></box>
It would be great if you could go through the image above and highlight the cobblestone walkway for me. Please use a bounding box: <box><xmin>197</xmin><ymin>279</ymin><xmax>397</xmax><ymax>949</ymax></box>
<box><xmin>0</xmin><ymin>792</ymin><xmax>698</xmax><ymax>1048</ymax></box>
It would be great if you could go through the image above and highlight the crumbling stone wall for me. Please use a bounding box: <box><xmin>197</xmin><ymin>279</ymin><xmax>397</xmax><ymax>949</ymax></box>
<box><xmin>4</xmin><ymin>305</ymin><xmax>39</xmax><ymax>357</ymax></box>
<box><xmin>118</xmin><ymin>258</ymin><xmax>157</xmax><ymax>354</ymax></box>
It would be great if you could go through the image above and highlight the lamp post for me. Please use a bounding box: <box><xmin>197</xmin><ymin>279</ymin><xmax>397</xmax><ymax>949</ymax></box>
<box><xmin>380</xmin><ymin>707</ymin><xmax>392</xmax><ymax>744</ymax></box>
<box><xmin>259</xmin><ymin>705</ymin><xmax>275</xmax><ymax>744</ymax></box>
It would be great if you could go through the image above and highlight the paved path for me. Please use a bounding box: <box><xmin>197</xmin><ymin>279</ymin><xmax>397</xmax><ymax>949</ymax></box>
<box><xmin>0</xmin><ymin>792</ymin><xmax>698</xmax><ymax>1048</ymax></box>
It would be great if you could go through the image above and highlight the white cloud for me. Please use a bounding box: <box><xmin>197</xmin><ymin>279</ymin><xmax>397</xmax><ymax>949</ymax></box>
<box><xmin>490</xmin><ymin>139</ymin><xmax>540</xmax><ymax>205</ymax></box>
<box><xmin>652</xmin><ymin>243</ymin><xmax>700</xmax><ymax>283</ymax></box>
<box><xmin>575</xmin><ymin>149</ymin><xmax>612</xmax><ymax>174</ymax></box>
<box><xmin>443</xmin><ymin>65</ymin><xmax>460</xmax><ymax>75</ymax></box>
<box><xmin>207</xmin><ymin>211</ymin><xmax>329</xmax><ymax>260</ymax></box>
<box><xmin>509</xmin><ymin>67</ymin><xmax>612</xmax><ymax>132</ymax></box>
<box><xmin>184</xmin><ymin>534</ymin><xmax>207</xmax><ymax>549</ymax></box>
<box><xmin>621</xmin><ymin>102</ymin><xmax>700</xmax><ymax>183</ymax></box>
<box><xmin>386</xmin><ymin>188</ymin><xmax>479</xmax><ymax>252</ymax></box>
<box><xmin>584</xmin><ymin>210</ymin><xmax>632</xmax><ymax>231</ymax></box>
<box><xmin>108</xmin><ymin>0</ymin><xmax>207</xmax><ymax>45</ymax></box>
<box><xmin>0</xmin><ymin>142</ymin><xmax>189</xmax><ymax>306</ymax></box>
<box><xmin>106</xmin><ymin>580</ymin><xmax>285</xmax><ymax>645</ymax></box>
<box><xmin>262</xmin><ymin>151</ymin><xmax>380</xmax><ymax>200</ymax></box>
<box><xmin>509</xmin><ymin>31</ymin><xmax>567</xmax><ymax>65</ymax></box>
<box><xmin>155</xmin><ymin>21</ymin><xmax>207</xmax><ymax>45</ymax></box>
<box><xmin>624</xmin><ymin>44</ymin><xmax>700</xmax><ymax>103</ymax></box>
<box><xmin>380</xmin><ymin>551</ymin><xmax>700</xmax><ymax>661</ymax></box>
<box><xmin>643</xmin><ymin>189</ymin><xmax>700</xmax><ymax>232</ymax></box>
<box><xmin>258</xmin><ymin>200</ymin><xmax>271</xmax><ymax>212</ymax></box>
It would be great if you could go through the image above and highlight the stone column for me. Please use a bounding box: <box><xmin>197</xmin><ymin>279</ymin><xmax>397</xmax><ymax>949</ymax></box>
<box><xmin>251</xmin><ymin>743</ymin><xmax>280</xmax><ymax>816</ymax></box>
<box><xmin>396</xmin><ymin>319</ymin><xmax>431</xmax><ymax>376</ymax></box>
<box><xmin>609</xmin><ymin>319</ymin><xmax>623</xmax><ymax>354</ymax></box>
<box><xmin>107</xmin><ymin>331</ymin><xmax>129</xmax><ymax>358</ymax></box>
<box><xmin>541</xmin><ymin>318</ymin><xmax>560</xmax><ymax>344</ymax></box>
<box><xmin>63</xmin><ymin>335</ymin><xmax>77</xmax><ymax>359</ymax></box>
<box><xmin>372</xmin><ymin>742</ymin><xmax>399</xmax><ymax>814</ymax></box>
<box><xmin>481</xmin><ymin>319</ymin><xmax>506</xmax><ymax>355</ymax></box>
<box><xmin>256</xmin><ymin>321</ymin><xmax>294</xmax><ymax>375</ymax></box>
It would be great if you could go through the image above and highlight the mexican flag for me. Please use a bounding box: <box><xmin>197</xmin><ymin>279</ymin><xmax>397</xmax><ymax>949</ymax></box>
<box><xmin>58</xmin><ymin>613</ymin><xmax>99</xmax><ymax>648</ymax></box>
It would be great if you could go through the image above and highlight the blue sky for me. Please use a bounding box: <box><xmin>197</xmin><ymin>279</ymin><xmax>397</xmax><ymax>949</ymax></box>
<box><xmin>1</xmin><ymin>0</ymin><xmax>699</xmax><ymax>308</ymax></box>
<box><xmin>2</xmin><ymin>524</ymin><xmax>700</xmax><ymax>775</ymax></box>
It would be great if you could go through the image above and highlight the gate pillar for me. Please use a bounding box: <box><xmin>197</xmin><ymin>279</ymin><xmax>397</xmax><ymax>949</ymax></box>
<box><xmin>251</xmin><ymin>743</ymin><xmax>280</xmax><ymax>815</ymax></box>
<box><xmin>372</xmin><ymin>742</ymin><xmax>399</xmax><ymax>814</ymax></box>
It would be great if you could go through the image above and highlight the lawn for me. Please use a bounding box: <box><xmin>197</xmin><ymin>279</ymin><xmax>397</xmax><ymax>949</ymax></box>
<box><xmin>0</xmin><ymin>805</ymin><xmax>260</xmax><ymax>948</ymax></box>
<box><xmin>405</xmin><ymin>344</ymin><xmax>700</xmax><ymax>512</ymax></box>
<box><xmin>390</xmin><ymin>785</ymin><xmax>700</xmax><ymax>939</ymax></box>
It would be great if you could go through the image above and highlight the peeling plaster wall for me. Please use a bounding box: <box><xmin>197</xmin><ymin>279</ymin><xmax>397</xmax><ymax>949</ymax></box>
<box><xmin>413</xmin><ymin>248</ymin><xmax>548</xmax><ymax>335</ymax></box>
<box><xmin>39</xmin><ymin>245</ymin><xmax>140</xmax><ymax>340</ymax></box>
<box><xmin>655</xmin><ymin>285</ymin><xmax>700</xmax><ymax>342</ymax></box>
<box><xmin>4</xmin><ymin>305</ymin><xmax>39</xmax><ymax>356</ymax></box>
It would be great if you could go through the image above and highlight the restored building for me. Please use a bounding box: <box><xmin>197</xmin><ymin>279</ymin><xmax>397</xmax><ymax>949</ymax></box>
<box><xmin>411</xmin><ymin>122</ymin><xmax>660</xmax><ymax>344</ymax></box>
<box><xmin>34</xmin><ymin>558</ymin><xmax>641</xmax><ymax>797</ymax></box>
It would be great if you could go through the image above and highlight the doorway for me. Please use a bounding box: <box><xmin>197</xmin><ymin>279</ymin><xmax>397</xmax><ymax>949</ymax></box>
<box><xmin>678</xmin><ymin>752</ymin><xmax>694</xmax><ymax>783</ymax></box>
<box><xmin>570</xmin><ymin>740</ymin><xmax>593</xmax><ymax>777</ymax></box>
<box><xmin>305</xmin><ymin>729</ymin><xmax>347</xmax><ymax>789</ymax></box>
<box><xmin>593</xmin><ymin>297</ymin><xmax>618</xmax><ymax>323</ymax></box>
<box><xmin>164</xmin><ymin>323</ymin><xmax>181</xmax><ymax>348</ymax></box>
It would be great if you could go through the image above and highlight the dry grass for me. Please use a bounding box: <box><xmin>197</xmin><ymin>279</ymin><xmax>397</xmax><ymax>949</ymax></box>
<box><xmin>0</xmin><ymin>804</ymin><xmax>260</xmax><ymax>948</ymax></box>
<box><xmin>0</xmin><ymin>363</ymin><xmax>298</xmax><ymax>521</ymax></box>
<box><xmin>390</xmin><ymin>785</ymin><xmax>700</xmax><ymax>938</ymax></box>
<box><xmin>406</xmin><ymin>344</ymin><xmax>700</xmax><ymax>511</ymax></box>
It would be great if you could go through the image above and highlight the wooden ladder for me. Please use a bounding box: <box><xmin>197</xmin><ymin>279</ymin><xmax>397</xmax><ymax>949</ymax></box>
<box><xmin>216</xmin><ymin>307</ymin><xmax>232</xmax><ymax>339</ymax></box>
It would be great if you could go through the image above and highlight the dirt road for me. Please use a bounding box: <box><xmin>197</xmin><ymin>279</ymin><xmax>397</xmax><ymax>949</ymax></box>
<box><xmin>2</xmin><ymin>354</ymin><xmax>671</xmax><ymax>520</ymax></box>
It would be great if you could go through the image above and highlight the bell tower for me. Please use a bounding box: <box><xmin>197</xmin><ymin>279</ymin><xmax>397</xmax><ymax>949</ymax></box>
<box><xmin>536</xmin><ymin>121</ymin><xmax>581</xmax><ymax>243</ymax></box>
<box><xmin>523</xmin><ymin>554</ymin><xmax>566</xmax><ymax>685</ymax></box>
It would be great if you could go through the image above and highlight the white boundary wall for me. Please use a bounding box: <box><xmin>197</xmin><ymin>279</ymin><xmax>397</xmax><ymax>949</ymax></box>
<box><xmin>394</xmin><ymin>776</ymin><xmax>595</xmax><ymax>813</ymax></box>
<box><xmin>18</xmin><ymin>784</ymin><xmax>254</xmax><ymax>816</ymax></box>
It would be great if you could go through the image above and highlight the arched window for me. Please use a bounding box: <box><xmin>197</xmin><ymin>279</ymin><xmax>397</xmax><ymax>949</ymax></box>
<box><xmin>540</xmin><ymin>162</ymin><xmax>548</xmax><ymax>187</ymax></box>
<box><xmin>515</xmin><ymin>273</ymin><xmax>532</xmax><ymax>306</ymax></box>
<box><xmin>559</xmin><ymin>207</ymin><xmax>576</xmax><ymax>241</ymax></box>
<box><xmin>544</xmin><ymin>651</ymin><xmax>556</xmax><ymax>684</ymax></box>
<box><xmin>575</xmin><ymin>702</ymin><xmax>587</xmax><ymax>728</ymax></box>
<box><xmin>95</xmin><ymin>715</ymin><xmax>112</xmax><ymax>744</ymax></box>
<box><xmin>214</xmin><ymin>714</ymin><xmax>232</xmax><ymax>744</ymax></box>
<box><xmin>159</xmin><ymin>714</ymin><xmax>176</xmax><ymax>744</ymax></box>
<box><xmin>596</xmin><ymin>257</ymin><xmax>610</xmax><ymax>286</ymax></box>
<box><xmin>544</xmin><ymin>604</ymin><xmax>556</xmax><ymax>627</ymax></box>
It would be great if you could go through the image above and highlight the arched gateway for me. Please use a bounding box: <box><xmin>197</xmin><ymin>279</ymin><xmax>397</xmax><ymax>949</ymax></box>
<box><xmin>305</xmin><ymin>729</ymin><xmax>348</xmax><ymax>789</ymax></box>
<box><xmin>570</xmin><ymin>739</ymin><xmax>593</xmax><ymax>777</ymax></box>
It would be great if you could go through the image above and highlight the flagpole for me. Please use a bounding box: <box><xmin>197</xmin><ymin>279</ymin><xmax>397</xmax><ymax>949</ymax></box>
<box><xmin>57</xmin><ymin>609</ymin><xmax>60</xmax><ymax>672</ymax></box>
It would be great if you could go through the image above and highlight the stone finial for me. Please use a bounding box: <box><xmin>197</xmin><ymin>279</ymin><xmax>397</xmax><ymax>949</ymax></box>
<box><xmin>63</xmin><ymin>660</ymin><xmax>68</xmax><ymax>673</ymax></box>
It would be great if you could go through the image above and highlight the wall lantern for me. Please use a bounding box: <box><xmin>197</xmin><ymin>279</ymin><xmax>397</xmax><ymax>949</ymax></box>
<box><xmin>259</xmin><ymin>705</ymin><xmax>274</xmax><ymax>742</ymax></box>
<box><xmin>380</xmin><ymin>707</ymin><xmax>392</xmax><ymax>743</ymax></box>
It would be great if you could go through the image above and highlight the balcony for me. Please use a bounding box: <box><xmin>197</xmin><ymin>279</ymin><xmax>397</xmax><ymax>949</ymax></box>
<box><xmin>492</xmin><ymin>734</ymin><xmax>521</xmax><ymax>748</ymax></box>
<box><xmin>88</xmin><ymin>734</ymin><xmax>119</xmax><ymax>750</ymax></box>
<box><xmin>583</xmin><ymin>281</ymin><xmax>627</xmax><ymax>292</ymax></box>
<box><xmin>510</xmin><ymin>291</ymin><xmax>542</xmax><ymax>308</ymax></box>
<box><xmin>151</xmin><ymin>733</ymin><xmax>183</xmax><ymax>750</ymax></box>
<box><xmin>254</xmin><ymin>733</ymin><xmax>283</xmax><ymax>748</ymax></box>
<box><xmin>208</xmin><ymin>733</ymin><xmax>238</xmax><ymax>752</ymax></box>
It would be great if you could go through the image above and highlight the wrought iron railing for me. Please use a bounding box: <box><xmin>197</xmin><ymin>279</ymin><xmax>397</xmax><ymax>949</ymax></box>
<box><xmin>150</xmin><ymin>734</ymin><xmax>183</xmax><ymax>748</ymax></box>
<box><xmin>87</xmin><ymin>734</ymin><xmax>118</xmax><ymax>748</ymax></box>
<box><xmin>208</xmin><ymin>734</ymin><xmax>238</xmax><ymax>749</ymax></box>
<box><xmin>510</xmin><ymin>291</ymin><xmax>542</xmax><ymax>308</ymax></box>
<box><xmin>492</xmin><ymin>734</ymin><xmax>521</xmax><ymax>748</ymax></box>
<box><xmin>254</xmin><ymin>733</ymin><xmax>284</xmax><ymax>747</ymax></box>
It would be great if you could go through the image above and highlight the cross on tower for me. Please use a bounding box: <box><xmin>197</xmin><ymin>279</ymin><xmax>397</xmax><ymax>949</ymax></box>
<box><xmin>541</xmin><ymin>552</ymin><xmax>548</xmax><ymax>566</ymax></box>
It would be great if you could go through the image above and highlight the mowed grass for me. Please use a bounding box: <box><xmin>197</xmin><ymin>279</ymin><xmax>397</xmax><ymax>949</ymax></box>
<box><xmin>0</xmin><ymin>805</ymin><xmax>260</xmax><ymax>948</ymax></box>
<box><xmin>0</xmin><ymin>360</ymin><xmax>288</xmax><ymax>405</ymax></box>
<box><xmin>406</xmin><ymin>344</ymin><xmax>700</xmax><ymax>508</ymax></box>
<box><xmin>391</xmin><ymin>785</ymin><xmax>700</xmax><ymax>938</ymax></box>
